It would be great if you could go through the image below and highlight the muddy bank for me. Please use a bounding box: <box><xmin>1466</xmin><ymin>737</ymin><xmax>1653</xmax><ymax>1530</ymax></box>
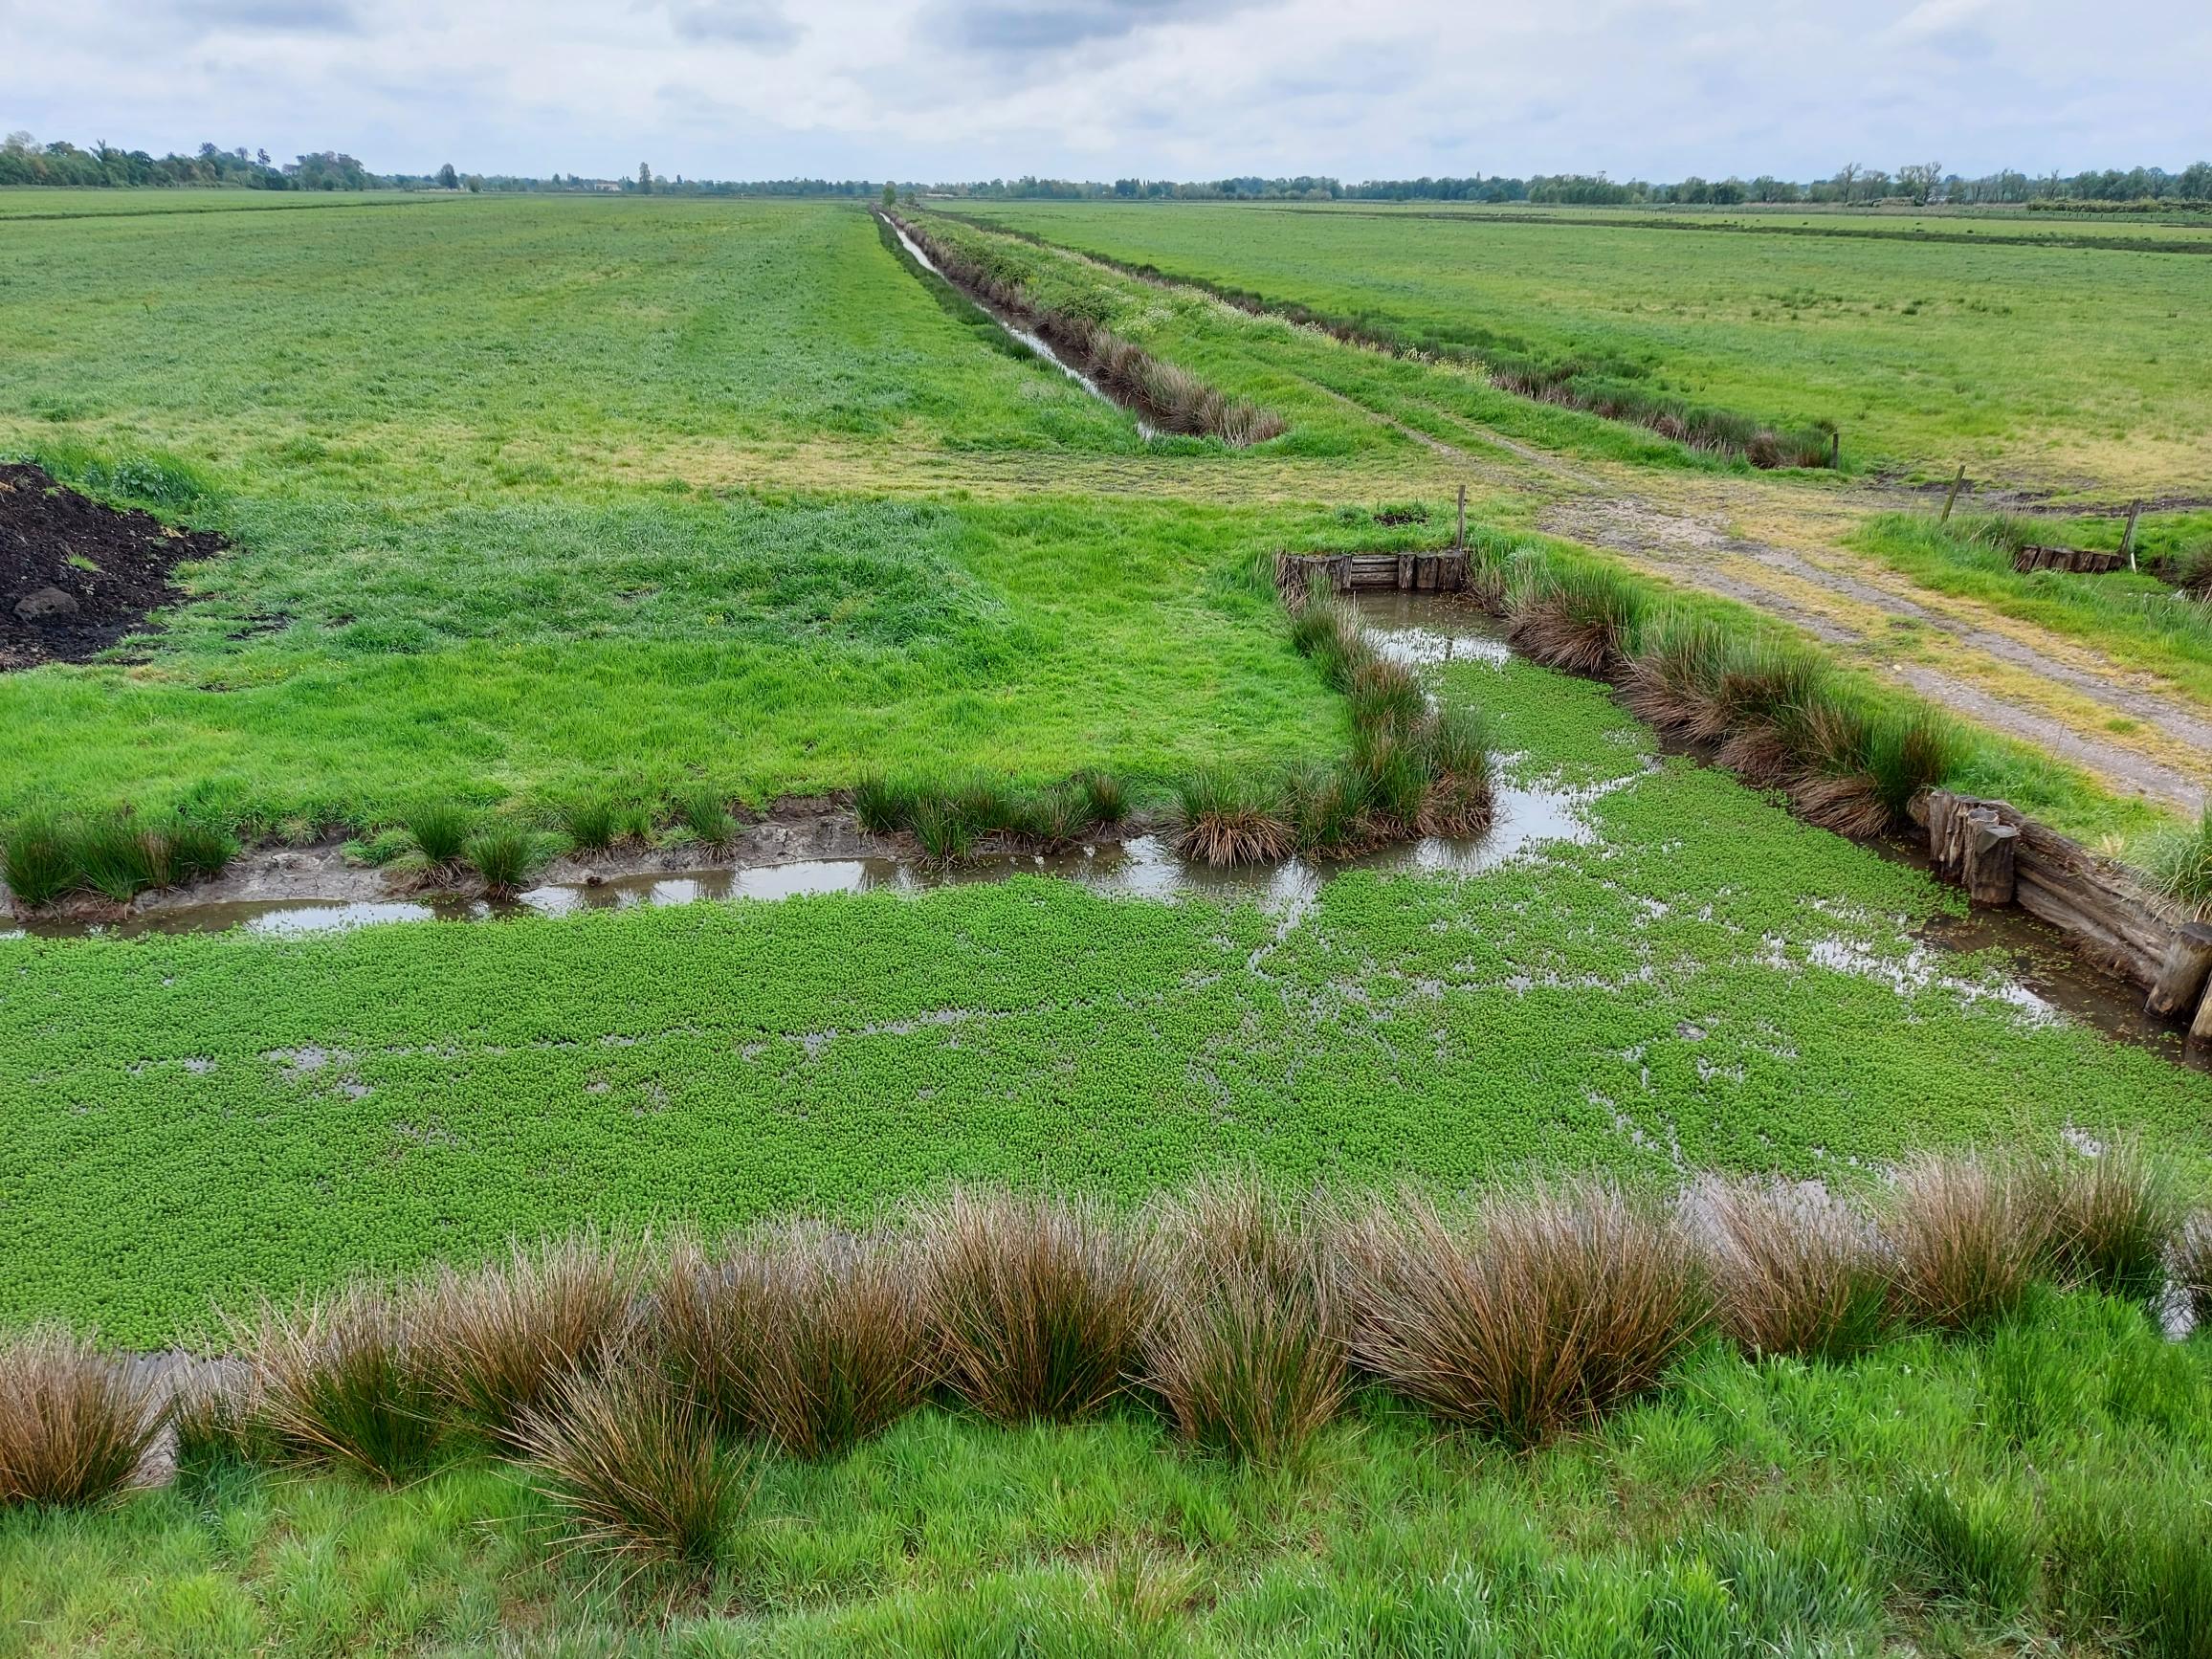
<box><xmin>1</xmin><ymin>462</ymin><xmax>227</xmax><ymax>669</ymax></box>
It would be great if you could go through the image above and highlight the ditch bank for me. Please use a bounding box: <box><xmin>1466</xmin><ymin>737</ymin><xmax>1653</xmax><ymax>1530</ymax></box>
<box><xmin>880</xmin><ymin>210</ymin><xmax>1286</xmax><ymax>447</ymax></box>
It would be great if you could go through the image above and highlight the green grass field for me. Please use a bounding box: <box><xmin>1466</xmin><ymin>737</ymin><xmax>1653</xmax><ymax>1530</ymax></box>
<box><xmin>955</xmin><ymin>199</ymin><xmax>2212</xmax><ymax>490</ymax></box>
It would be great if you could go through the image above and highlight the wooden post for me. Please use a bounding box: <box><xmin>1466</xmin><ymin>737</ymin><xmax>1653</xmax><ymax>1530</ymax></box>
<box><xmin>1962</xmin><ymin>809</ymin><xmax>2019</xmax><ymax>905</ymax></box>
<box><xmin>2120</xmin><ymin>499</ymin><xmax>2141</xmax><ymax>572</ymax></box>
<box><xmin>1455</xmin><ymin>483</ymin><xmax>1467</xmax><ymax>552</ymax></box>
<box><xmin>1829</xmin><ymin>429</ymin><xmax>1841</xmax><ymax>470</ymax></box>
<box><xmin>1396</xmin><ymin>552</ymin><xmax>1414</xmax><ymax>590</ymax></box>
<box><xmin>2148</xmin><ymin>922</ymin><xmax>2212</xmax><ymax>1019</ymax></box>
<box><xmin>1938</xmin><ymin>465</ymin><xmax>1967</xmax><ymax>523</ymax></box>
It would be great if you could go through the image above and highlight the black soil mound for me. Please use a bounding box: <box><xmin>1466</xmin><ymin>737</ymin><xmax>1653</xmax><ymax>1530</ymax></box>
<box><xmin>1</xmin><ymin>462</ymin><xmax>226</xmax><ymax>670</ymax></box>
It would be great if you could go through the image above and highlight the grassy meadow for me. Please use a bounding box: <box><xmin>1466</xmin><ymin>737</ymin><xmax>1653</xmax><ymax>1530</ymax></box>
<box><xmin>956</xmin><ymin>199</ymin><xmax>2212</xmax><ymax>490</ymax></box>
<box><xmin>4</xmin><ymin>189</ymin><xmax>2212</xmax><ymax>1654</ymax></box>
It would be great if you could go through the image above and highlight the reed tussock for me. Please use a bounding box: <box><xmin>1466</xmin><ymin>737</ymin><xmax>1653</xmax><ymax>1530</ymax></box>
<box><xmin>1176</xmin><ymin>766</ymin><xmax>1294</xmax><ymax>867</ymax></box>
<box><xmin>1345</xmin><ymin>1183</ymin><xmax>1706</xmax><ymax>1445</ymax></box>
<box><xmin>708</xmin><ymin>1225</ymin><xmax>930</xmax><ymax>1459</ymax></box>
<box><xmin>1143</xmin><ymin>1177</ymin><xmax>1349</xmax><ymax>1462</ymax></box>
<box><xmin>515</xmin><ymin>1362</ymin><xmax>744</xmax><ymax>1573</ymax></box>
<box><xmin>2028</xmin><ymin>1143</ymin><xmax>2180</xmax><ymax>1309</ymax></box>
<box><xmin>2177</xmin><ymin>1213</ymin><xmax>2212</xmax><ymax>1329</ymax></box>
<box><xmin>1506</xmin><ymin>563</ymin><xmax>1644</xmax><ymax>677</ymax></box>
<box><xmin>1886</xmin><ymin>1156</ymin><xmax>2044</xmax><ymax>1334</ymax></box>
<box><xmin>231</xmin><ymin>1283</ymin><xmax>442</xmax><ymax>1479</ymax></box>
<box><xmin>920</xmin><ymin>1189</ymin><xmax>1159</xmax><ymax>1424</ymax></box>
<box><xmin>0</xmin><ymin>1325</ymin><xmax>163</xmax><ymax>1507</ymax></box>
<box><xmin>1697</xmin><ymin>1179</ymin><xmax>1891</xmax><ymax>1361</ymax></box>
<box><xmin>425</xmin><ymin>1233</ymin><xmax>643</xmax><ymax>1444</ymax></box>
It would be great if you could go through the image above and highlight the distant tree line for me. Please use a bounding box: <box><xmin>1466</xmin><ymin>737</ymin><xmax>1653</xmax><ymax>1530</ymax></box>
<box><xmin>5</xmin><ymin>132</ymin><xmax>2207</xmax><ymax>211</ymax></box>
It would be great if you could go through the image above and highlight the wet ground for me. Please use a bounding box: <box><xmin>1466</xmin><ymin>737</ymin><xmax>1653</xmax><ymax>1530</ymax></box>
<box><xmin>6</xmin><ymin>595</ymin><xmax>2200</xmax><ymax>1073</ymax></box>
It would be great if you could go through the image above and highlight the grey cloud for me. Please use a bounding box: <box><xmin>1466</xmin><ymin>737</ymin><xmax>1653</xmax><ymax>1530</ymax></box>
<box><xmin>663</xmin><ymin>0</ymin><xmax>801</xmax><ymax>48</ymax></box>
<box><xmin>941</xmin><ymin>0</ymin><xmax>1252</xmax><ymax>54</ymax></box>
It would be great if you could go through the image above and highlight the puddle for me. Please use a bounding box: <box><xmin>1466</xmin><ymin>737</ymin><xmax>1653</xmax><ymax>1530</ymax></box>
<box><xmin>1355</xmin><ymin>590</ymin><xmax>1514</xmax><ymax>668</ymax></box>
<box><xmin>2</xmin><ymin>779</ymin><xmax>1600</xmax><ymax>941</ymax></box>
<box><xmin>884</xmin><ymin>215</ymin><xmax>1157</xmax><ymax>439</ymax></box>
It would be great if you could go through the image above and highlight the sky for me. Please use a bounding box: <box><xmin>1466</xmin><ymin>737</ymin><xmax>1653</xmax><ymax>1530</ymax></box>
<box><xmin>1</xmin><ymin>0</ymin><xmax>2206</xmax><ymax>184</ymax></box>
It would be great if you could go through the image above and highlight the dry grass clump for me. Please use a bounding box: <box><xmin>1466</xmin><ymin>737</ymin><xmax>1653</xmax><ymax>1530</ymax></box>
<box><xmin>231</xmin><ymin>1283</ymin><xmax>442</xmax><ymax>1479</ymax></box>
<box><xmin>2027</xmin><ymin>1143</ymin><xmax>2181</xmax><ymax>1309</ymax></box>
<box><xmin>920</xmin><ymin>1189</ymin><xmax>1160</xmax><ymax>1424</ymax></box>
<box><xmin>0</xmin><ymin>1325</ymin><xmax>164</xmax><ymax>1507</ymax></box>
<box><xmin>1345</xmin><ymin>1183</ymin><xmax>1706</xmax><ymax>1446</ymax></box>
<box><xmin>684</xmin><ymin>1225</ymin><xmax>930</xmax><ymax>1459</ymax></box>
<box><xmin>1886</xmin><ymin>1156</ymin><xmax>2045</xmax><ymax>1335</ymax></box>
<box><xmin>514</xmin><ymin>1361</ymin><xmax>745</xmax><ymax>1575</ymax></box>
<box><xmin>1143</xmin><ymin>1177</ymin><xmax>1349</xmax><ymax>1463</ymax></box>
<box><xmin>1697</xmin><ymin>1179</ymin><xmax>1892</xmax><ymax>1361</ymax></box>
<box><xmin>424</xmin><ymin>1232</ymin><xmax>643</xmax><ymax>1444</ymax></box>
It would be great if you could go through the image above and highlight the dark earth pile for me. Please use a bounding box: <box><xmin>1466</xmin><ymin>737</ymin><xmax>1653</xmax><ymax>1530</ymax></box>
<box><xmin>1</xmin><ymin>463</ymin><xmax>224</xmax><ymax>670</ymax></box>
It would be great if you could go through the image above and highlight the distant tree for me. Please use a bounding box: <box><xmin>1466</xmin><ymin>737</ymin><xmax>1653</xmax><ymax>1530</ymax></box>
<box><xmin>465</xmin><ymin>174</ymin><xmax>482</xmax><ymax>193</ymax></box>
<box><xmin>1833</xmin><ymin>162</ymin><xmax>1862</xmax><ymax>202</ymax></box>
<box><xmin>1897</xmin><ymin>161</ymin><xmax>1942</xmax><ymax>205</ymax></box>
<box><xmin>638</xmin><ymin>161</ymin><xmax>652</xmax><ymax>194</ymax></box>
<box><xmin>437</xmin><ymin>162</ymin><xmax>458</xmax><ymax>189</ymax></box>
<box><xmin>2181</xmin><ymin>161</ymin><xmax>2212</xmax><ymax>200</ymax></box>
<box><xmin>881</xmin><ymin>182</ymin><xmax>895</xmax><ymax>207</ymax></box>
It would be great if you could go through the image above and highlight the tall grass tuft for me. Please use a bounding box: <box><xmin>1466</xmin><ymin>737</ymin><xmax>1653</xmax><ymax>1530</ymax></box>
<box><xmin>465</xmin><ymin>827</ymin><xmax>542</xmax><ymax>897</ymax></box>
<box><xmin>1349</xmin><ymin>728</ymin><xmax>1427</xmax><ymax>834</ymax></box>
<box><xmin>230</xmin><ymin>1283</ymin><xmax>442</xmax><ymax>1480</ymax></box>
<box><xmin>561</xmin><ymin>796</ymin><xmax>621</xmax><ymax>853</ymax></box>
<box><xmin>515</xmin><ymin>1362</ymin><xmax>744</xmax><ymax>1575</ymax></box>
<box><xmin>74</xmin><ymin>811</ymin><xmax>160</xmax><ymax>902</ymax></box>
<box><xmin>1176</xmin><ymin>766</ymin><xmax>1293</xmax><ymax>867</ymax></box>
<box><xmin>1417</xmin><ymin>705</ymin><xmax>1497</xmax><ymax>837</ymax></box>
<box><xmin>405</xmin><ymin>802</ymin><xmax>472</xmax><ymax>867</ymax></box>
<box><xmin>1624</xmin><ymin>612</ymin><xmax>1733</xmax><ymax>738</ymax></box>
<box><xmin>2028</xmin><ymin>1143</ymin><xmax>2180</xmax><ymax>1309</ymax></box>
<box><xmin>919</xmin><ymin>1189</ymin><xmax>1159</xmax><ymax>1425</ymax></box>
<box><xmin>1345</xmin><ymin>1183</ymin><xmax>1706</xmax><ymax>1446</ymax></box>
<box><xmin>1073</xmin><ymin>769</ymin><xmax>1127</xmax><ymax>828</ymax></box>
<box><xmin>2179</xmin><ymin>1213</ymin><xmax>2212</xmax><ymax>1330</ymax></box>
<box><xmin>1286</xmin><ymin>763</ymin><xmax>1370</xmax><ymax>856</ymax></box>
<box><xmin>1888</xmin><ymin>1475</ymin><xmax>2042</xmax><ymax>1617</ymax></box>
<box><xmin>1347</xmin><ymin>658</ymin><xmax>1426</xmax><ymax>733</ymax></box>
<box><xmin>1287</xmin><ymin>595</ymin><xmax>1369</xmax><ymax>693</ymax></box>
<box><xmin>2</xmin><ymin>816</ymin><xmax>76</xmax><ymax>908</ymax></box>
<box><xmin>673</xmin><ymin>785</ymin><xmax>737</xmax><ymax>851</ymax></box>
<box><xmin>1507</xmin><ymin>561</ymin><xmax>1644</xmax><ymax>677</ymax></box>
<box><xmin>425</xmin><ymin>1234</ymin><xmax>642</xmax><ymax>1446</ymax></box>
<box><xmin>2135</xmin><ymin>806</ymin><xmax>2212</xmax><ymax>920</ymax></box>
<box><xmin>851</xmin><ymin>773</ymin><xmax>914</xmax><ymax>836</ymax></box>
<box><xmin>1698</xmin><ymin>1179</ymin><xmax>1891</xmax><ymax>1361</ymax></box>
<box><xmin>908</xmin><ymin>794</ymin><xmax>975</xmax><ymax>863</ymax></box>
<box><xmin>1886</xmin><ymin>1156</ymin><xmax>2044</xmax><ymax>1335</ymax></box>
<box><xmin>719</xmin><ymin>1225</ymin><xmax>930</xmax><ymax>1459</ymax></box>
<box><xmin>0</xmin><ymin>1325</ymin><xmax>163</xmax><ymax>1508</ymax></box>
<box><xmin>1143</xmin><ymin>1176</ymin><xmax>1349</xmax><ymax>1463</ymax></box>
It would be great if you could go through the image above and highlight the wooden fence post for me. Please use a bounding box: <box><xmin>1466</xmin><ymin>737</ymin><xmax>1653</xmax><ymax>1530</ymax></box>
<box><xmin>1455</xmin><ymin>483</ymin><xmax>1467</xmax><ymax>553</ymax></box>
<box><xmin>1829</xmin><ymin>429</ymin><xmax>1841</xmax><ymax>470</ymax></box>
<box><xmin>1938</xmin><ymin>465</ymin><xmax>1967</xmax><ymax>523</ymax></box>
<box><xmin>1962</xmin><ymin>809</ymin><xmax>2019</xmax><ymax>905</ymax></box>
<box><xmin>2148</xmin><ymin>921</ymin><xmax>2212</xmax><ymax>1019</ymax></box>
<box><xmin>2120</xmin><ymin>498</ymin><xmax>2142</xmax><ymax>571</ymax></box>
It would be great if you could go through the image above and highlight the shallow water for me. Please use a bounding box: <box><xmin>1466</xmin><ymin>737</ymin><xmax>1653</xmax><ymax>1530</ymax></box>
<box><xmin>7</xmin><ymin>593</ymin><xmax>2198</xmax><ymax>1073</ymax></box>
<box><xmin>884</xmin><ymin>216</ymin><xmax>1158</xmax><ymax>439</ymax></box>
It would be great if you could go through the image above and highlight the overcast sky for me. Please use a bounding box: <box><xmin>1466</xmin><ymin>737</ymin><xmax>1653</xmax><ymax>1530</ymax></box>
<box><xmin>2</xmin><ymin>0</ymin><xmax>2206</xmax><ymax>183</ymax></box>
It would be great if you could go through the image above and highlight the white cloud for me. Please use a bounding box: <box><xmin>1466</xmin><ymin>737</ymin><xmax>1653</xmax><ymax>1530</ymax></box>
<box><xmin>0</xmin><ymin>0</ymin><xmax>2203</xmax><ymax>181</ymax></box>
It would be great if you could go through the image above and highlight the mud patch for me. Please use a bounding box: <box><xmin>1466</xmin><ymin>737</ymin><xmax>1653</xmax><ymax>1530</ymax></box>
<box><xmin>0</xmin><ymin>463</ymin><xmax>227</xmax><ymax>669</ymax></box>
